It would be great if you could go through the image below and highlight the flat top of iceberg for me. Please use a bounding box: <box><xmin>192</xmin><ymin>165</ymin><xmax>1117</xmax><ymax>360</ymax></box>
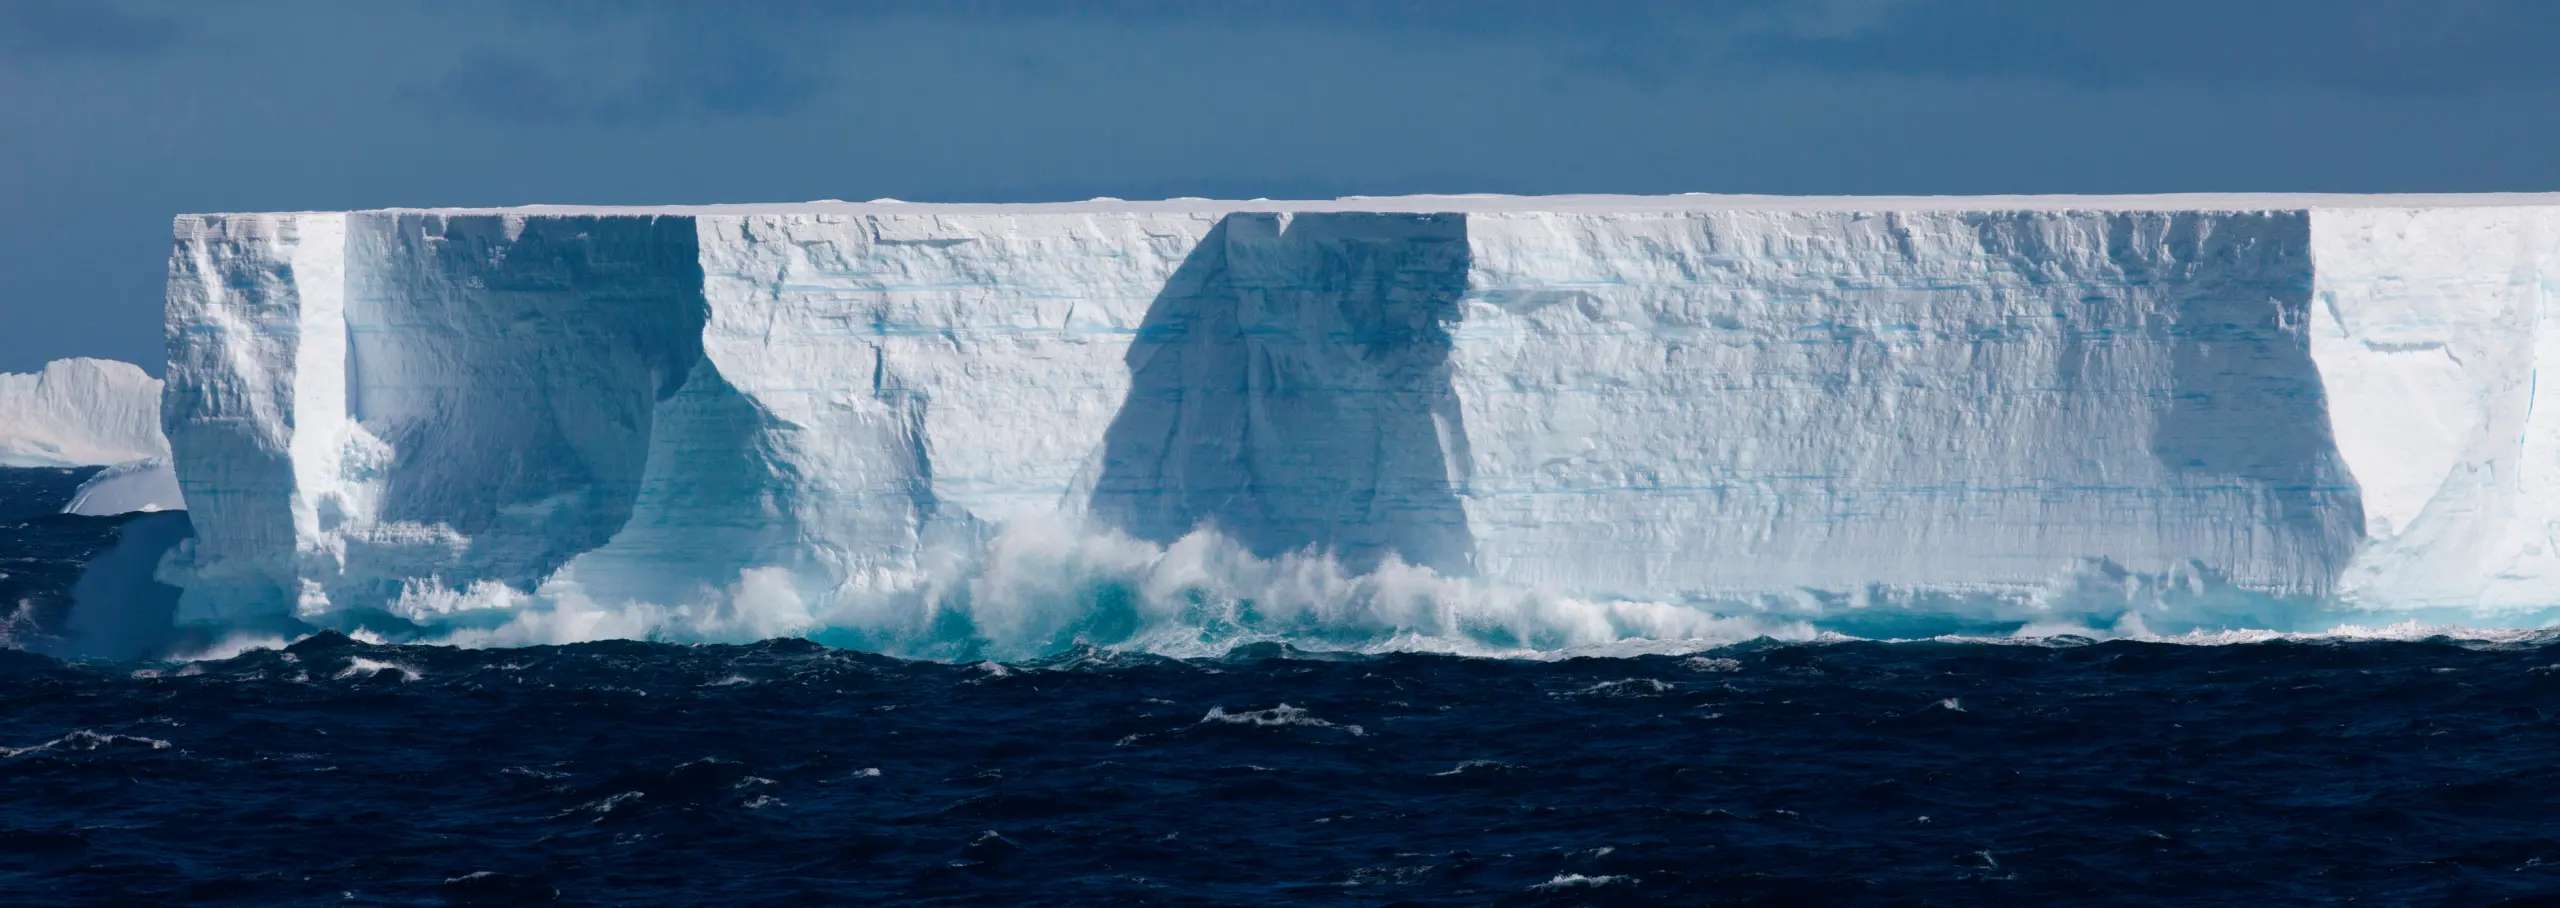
<box><xmin>196</xmin><ymin>192</ymin><xmax>2560</xmax><ymax>217</ymax></box>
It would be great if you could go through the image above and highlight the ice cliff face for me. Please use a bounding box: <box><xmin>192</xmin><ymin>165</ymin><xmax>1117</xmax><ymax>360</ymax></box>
<box><xmin>0</xmin><ymin>358</ymin><xmax>168</xmax><ymax>469</ymax></box>
<box><xmin>157</xmin><ymin>195</ymin><xmax>2560</xmax><ymax>640</ymax></box>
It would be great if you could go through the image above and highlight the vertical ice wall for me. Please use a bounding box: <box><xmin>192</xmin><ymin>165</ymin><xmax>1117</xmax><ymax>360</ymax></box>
<box><xmin>571</xmin><ymin>210</ymin><xmax>1480</xmax><ymax>629</ymax></box>
<box><xmin>2309</xmin><ymin>206</ymin><xmax>2560</xmax><ymax>609</ymax></box>
<box><xmin>165</xmin><ymin>213</ymin><xmax>344</xmax><ymax>622</ymax></box>
<box><xmin>165</xmin><ymin>213</ymin><xmax>707</xmax><ymax>623</ymax></box>
<box><xmin>1090</xmin><ymin>212</ymin><xmax>1475</xmax><ymax>574</ymax></box>
<box><xmin>572</xmin><ymin>211</ymin><xmax>1222</xmax><ymax>609</ymax></box>
<box><xmin>329</xmin><ymin>214</ymin><xmax>705</xmax><ymax>607</ymax></box>
<box><xmin>156</xmin><ymin>198</ymin><xmax>2560</xmax><ymax>629</ymax></box>
<box><xmin>1457</xmin><ymin>210</ymin><xmax>2361</xmax><ymax>599</ymax></box>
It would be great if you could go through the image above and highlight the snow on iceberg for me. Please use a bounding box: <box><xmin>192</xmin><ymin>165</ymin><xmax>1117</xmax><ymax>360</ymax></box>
<box><xmin>153</xmin><ymin>195</ymin><xmax>2560</xmax><ymax>654</ymax></box>
<box><xmin>64</xmin><ymin>457</ymin><xmax>185</xmax><ymax>516</ymax></box>
<box><xmin>0</xmin><ymin>358</ymin><xmax>167</xmax><ymax>469</ymax></box>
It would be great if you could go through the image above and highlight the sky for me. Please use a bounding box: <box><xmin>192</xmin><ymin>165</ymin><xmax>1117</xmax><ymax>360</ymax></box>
<box><xmin>8</xmin><ymin>0</ymin><xmax>2560</xmax><ymax>373</ymax></box>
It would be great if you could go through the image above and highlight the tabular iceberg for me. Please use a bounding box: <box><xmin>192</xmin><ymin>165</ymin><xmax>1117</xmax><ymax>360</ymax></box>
<box><xmin>157</xmin><ymin>195</ymin><xmax>2560</xmax><ymax>652</ymax></box>
<box><xmin>0</xmin><ymin>358</ymin><xmax>184</xmax><ymax>517</ymax></box>
<box><xmin>0</xmin><ymin>358</ymin><xmax>167</xmax><ymax>469</ymax></box>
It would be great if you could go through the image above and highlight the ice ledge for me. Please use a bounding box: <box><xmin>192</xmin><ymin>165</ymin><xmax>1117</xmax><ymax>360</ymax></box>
<box><xmin>190</xmin><ymin>191</ymin><xmax>2560</xmax><ymax>219</ymax></box>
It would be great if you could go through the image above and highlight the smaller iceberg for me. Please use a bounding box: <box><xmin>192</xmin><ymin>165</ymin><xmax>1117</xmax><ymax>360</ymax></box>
<box><xmin>64</xmin><ymin>457</ymin><xmax>184</xmax><ymax>516</ymax></box>
<box><xmin>0</xmin><ymin>358</ymin><xmax>167</xmax><ymax>469</ymax></box>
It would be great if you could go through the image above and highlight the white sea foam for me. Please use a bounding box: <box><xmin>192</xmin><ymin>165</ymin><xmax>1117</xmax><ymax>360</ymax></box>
<box><xmin>1433</xmin><ymin>760</ymin><xmax>1520</xmax><ymax>777</ymax></box>
<box><xmin>333</xmin><ymin>657</ymin><xmax>419</xmax><ymax>682</ymax></box>
<box><xmin>1563</xmin><ymin>678</ymin><xmax>1676</xmax><ymax>698</ymax></box>
<box><xmin>1198</xmin><ymin>704</ymin><xmax>1363</xmax><ymax>736</ymax></box>
<box><xmin>1532</xmin><ymin>873</ymin><xmax>1633</xmax><ymax>891</ymax></box>
<box><xmin>1956</xmin><ymin>617</ymin><xmax>2560</xmax><ymax>648</ymax></box>
<box><xmin>561</xmin><ymin>791</ymin><xmax>644</xmax><ymax>820</ymax></box>
<box><xmin>170</xmin><ymin>633</ymin><xmax>295</xmax><ymax>662</ymax></box>
<box><xmin>146</xmin><ymin>518</ymin><xmax>2560</xmax><ymax>663</ymax></box>
<box><xmin>0</xmin><ymin>729</ymin><xmax>173</xmax><ymax>758</ymax></box>
<box><xmin>354</xmin><ymin>522</ymin><xmax>1819</xmax><ymax>660</ymax></box>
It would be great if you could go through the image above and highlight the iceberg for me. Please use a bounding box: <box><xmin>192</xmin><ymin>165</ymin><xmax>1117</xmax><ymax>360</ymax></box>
<box><xmin>0</xmin><ymin>358</ymin><xmax>183</xmax><ymax>518</ymax></box>
<box><xmin>63</xmin><ymin>457</ymin><xmax>185</xmax><ymax>517</ymax></box>
<box><xmin>153</xmin><ymin>195</ymin><xmax>2560</xmax><ymax>650</ymax></box>
<box><xmin>0</xmin><ymin>358</ymin><xmax>167</xmax><ymax>469</ymax></box>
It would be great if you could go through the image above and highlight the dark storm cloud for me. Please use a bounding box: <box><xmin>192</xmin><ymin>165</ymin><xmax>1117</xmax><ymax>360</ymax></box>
<box><xmin>402</xmin><ymin>1</ymin><xmax>856</xmax><ymax>124</ymax></box>
<box><xmin>397</xmin><ymin>0</ymin><xmax>2560</xmax><ymax>128</ymax></box>
<box><xmin>409</xmin><ymin>34</ymin><xmax>822</xmax><ymax>125</ymax></box>
<box><xmin>0</xmin><ymin>0</ymin><xmax>186</xmax><ymax>60</ymax></box>
<box><xmin>10</xmin><ymin>0</ymin><xmax>2560</xmax><ymax>374</ymax></box>
<box><xmin>1753</xmin><ymin>0</ymin><xmax>2560</xmax><ymax>93</ymax></box>
<box><xmin>397</xmin><ymin>0</ymin><xmax>1828</xmax><ymax>124</ymax></box>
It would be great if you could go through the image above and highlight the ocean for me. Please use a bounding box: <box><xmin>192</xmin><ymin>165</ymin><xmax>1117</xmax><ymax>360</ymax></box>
<box><xmin>6</xmin><ymin>469</ymin><xmax>2560</xmax><ymax>906</ymax></box>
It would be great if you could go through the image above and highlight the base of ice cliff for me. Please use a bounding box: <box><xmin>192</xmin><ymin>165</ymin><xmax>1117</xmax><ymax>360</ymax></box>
<box><xmin>154</xmin><ymin>194</ymin><xmax>2560</xmax><ymax>648</ymax></box>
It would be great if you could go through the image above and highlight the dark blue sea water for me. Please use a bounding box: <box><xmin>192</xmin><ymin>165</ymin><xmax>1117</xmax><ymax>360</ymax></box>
<box><xmin>0</xmin><ymin>467</ymin><xmax>188</xmax><ymax>661</ymax></box>
<box><xmin>11</xmin><ymin>633</ymin><xmax>2560</xmax><ymax>907</ymax></box>
<box><xmin>1</xmin><ymin>466</ymin><xmax>112</xmax><ymax>645</ymax></box>
<box><xmin>10</xmin><ymin>471</ymin><xmax>2560</xmax><ymax>906</ymax></box>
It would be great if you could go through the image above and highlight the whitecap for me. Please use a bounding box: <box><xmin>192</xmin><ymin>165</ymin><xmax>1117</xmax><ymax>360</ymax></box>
<box><xmin>334</xmin><ymin>658</ymin><xmax>421</xmax><ymax>682</ymax></box>
<box><xmin>1</xmin><ymin>729</ymin><xmax>172</xmax><ymax>758</ymax></box>
<box><xmin>1197</xmin><ymin>704</ymin><xmax>1364</xmax><ymax>736</ymax></box>
<box><xmin>170</xmin><ymin>633</ymin><xmax>294</xmax><ymax>662</ymax></box>
<box><xmin>1563</xmin><ymin>678</ymin><xmax>1675</xmax><ymax>698</ymax></box>
<box><xmin>147</xmin><ymin>517</ymin><xmax>2560</xmax><ymax>662</ymax></box>
<box><xmin>1532</xmin><ymin>873</ymin><xmax>1633</xmax><ymax>890</ymax></box>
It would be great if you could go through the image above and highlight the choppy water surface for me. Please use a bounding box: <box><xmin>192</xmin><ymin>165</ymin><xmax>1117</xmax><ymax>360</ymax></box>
<box><xmin>0</xmin><ymin>466</ymin><xmax>113</xmax><ymax>644</ymax></box>
<box><xmin>7</xmin><ymin>632</ymin><xmax>2560</xmax><ymax>906</ymax></box>
<box><xmin>10</xmin><ymin>465</ymin><xmax>2560</xmax><ymax>905</ymax></box>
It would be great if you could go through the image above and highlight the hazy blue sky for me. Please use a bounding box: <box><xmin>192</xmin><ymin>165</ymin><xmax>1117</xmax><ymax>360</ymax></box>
<box><xmin>9</xmin><ymin>0</ymin><xmax>2560</xmax><ymax>373</ymax></box>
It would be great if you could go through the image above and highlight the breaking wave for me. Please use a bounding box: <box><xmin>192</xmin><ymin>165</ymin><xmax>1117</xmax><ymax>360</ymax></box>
<box><xmin>198</xmin><ymin>518</ymin><xmax>2560</xmax><ymax>662</ymax></box>
<box><xmin>22</xmin><ymin>452</ymin><xmax>2560</xmax><ymax>663</ymax></box>
<box><xmin>357</xmin><ymin>520</ymin><xmax>1815</xmax><ymax>660</ymax></box>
